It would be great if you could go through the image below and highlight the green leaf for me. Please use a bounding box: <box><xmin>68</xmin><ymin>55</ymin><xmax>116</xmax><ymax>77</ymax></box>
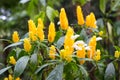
<box><xmin>27</xmin><ymin>0</ymin><xmax>38</xmax><ymax>18</ymax></box>
<box><xmin>0</xmin><ymin>66</ymin><xmax>12</xmax><ymax>75</ymax></box>
<box><xmin>80</xmin><ymin>28</ymin><xmax>88</xmax><ymax>41</ymax></box>
<box><xmin>0</xmin><ymin>63</ymin><xmax>4</xmax><ymax>67</ymax></box>
<box><xmin>30</xmin><ymin>53</ymin><xmax>37</xmax><ymax>65</ymax></box>
<box><xmin>64</xmin><ymin>62</ymin><xmax>79</xmax><ymax>80</ymax></box>
<box><xmin>14</xmin><ymin>56</ymin><xmax>29</xmax><ymax>78</ymax></box>
<box><xmin>104</xmin><ymin>63</ymin><xmax>115</xmax><ymax>80</ymax></box>
<box><xmin>107</xmin><ymin>22</ymin><xmax>113</xmax><ymax>41</ymax></box>
<box><xmin>114</xmin><ymin>46</ymin><xmax>120</xmax><ymax>51</ymax></box>
<box><xmin>78</xmin><ymin>0</ymin><xmax>87</xmax><ymax>6</ymax></box>
<box><xmin>99</xmin><ymin>0</ymin><xmax>107</xmax><ymax>13</ymax></box>
<box><xmin>46</xmin><ymin>63</ymin><xmax>64</xmax><ymax>80</ymax></box>
<box><xmin>54</xmin><ymin>31</ymin><xmax>62</xmax><ymax>43</ymax></box>
<box><xmin>111</xmin><ymin>0</ymin><xmax>120</xmax><ymax>11</ymax></box>
<box><xmin>3</xmin><ymin>42</ymin><xmax>23</xmax><ymax>52</ymax></box>
<box><xmin>0</xmin><ymin>39</ymin><xmax>11</xmax><ymax>43</ymax></box>
<box><xmin>46</xmin><ymin>6</ymin><xmax>59</xmax><ymax>21</ymax></box>
<box><xmin>39</xmin><ymin>0</ymin><xmax>46</xmax><ymax>6</ymax></box>
<box><xmin>34</xmin><ymin>11</ymin><xmax>45</xmax><ymax>24</ymax></box>
<box><xmin>97</xmin><ymin>18</ymin><xmax>104</xmax><ymax>28</ymax></box>
<box><xmin>78</xmin><ymin>65</ymin><xmax>88</xmax><ymax>80</ymax></box>
<box><xmin>56</xmin><ymin>36</ymin><xmax>64</xmax><ymax>49</ymax></box>
<box><xmin>35</xmin><ymin>63</ymin><xmax>55</xmax><ymax>74</ymax></box>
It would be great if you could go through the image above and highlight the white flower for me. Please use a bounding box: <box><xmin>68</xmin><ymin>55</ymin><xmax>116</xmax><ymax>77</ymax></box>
<box><xmin>73</xmin><ymin>40</ymin><xmax>88</xmax><ymax>50</ymax></box>
<box><xmin>85</xmin><ymin>46</ymin><xmax>91</xmax><ymax>50</ymax></box>
<box><xmin>96</xmin><ymin>37</ymin><xmax>102</xmax><ymax>41</ymax></box>
<box><xmin>71</xmin><ymin>35</ymin><xmax>80</xmax><ymax>40</ymax></box>
<box><xmin>73</xmin><ymin>44</ymin><xmax>82</xmax><ymax>50</ymax></box>
<box><xmin>74</xmin><ymin>41</ymin><xmax>85</xmax><ymax>45</ymax></box>
<box><xmin>57</xmin><ymin>21</ymin><xmax>60</xmax><ymax>25</ymax></box>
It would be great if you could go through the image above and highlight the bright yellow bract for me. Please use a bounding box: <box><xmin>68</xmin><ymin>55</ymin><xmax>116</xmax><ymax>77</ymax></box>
<box><xmin>114</xmin><ymin>51</ymin><xmax>119</xmax><ymax>58</ymax></box>
<box><xmin>12</xmin><ymin>31</ymin><xmax>19</xmax><ymax>43</ymax></box>
<box><xmin>48</xmin><ymin>22</ymin><xmax>56</xmax><ymax>43</ymax></box>
<box><xmin>64</xmin><ymin>27</ymin><xmax>74</xmax><ymax>53</ymax></box>
<box><xmin>60</xmin><ymin>8</ymin><xmax>69</xmax><ymax>30</ymax></box>
<box><xmin>9</xmin><ymin>56</ymin><xmax>16</xmax><ymax>65</ymax></box>
<box><xmin>88</xmin><ymin>36</ymin><xmax>96</xmax><ymax>58</ymax></box>
<box><xmin>93</xmin><ymin>49</ymin><xmax>101</xmax><ymax>61</ymax></box>
<box><xmin>49</xmin><ymin>45</ymin><xmax>56</xmax><ymax>60</ymax></box>
<box><xmin>76</xmin><ymin>6</ymin><xmax>84</xmax><ymax>25</ymax></box>
<box><xmin>76</xmin><ymin>44</ymin><xmax>86</xmax><ymax>64</ymax></box>
<box><xmin>86</xmin><ymin>12</ymin><xmax>96</xmax><ymax>28</ymax></box>
<box><xmin>23</xmin><ymin>38</ymin><xmax>31</xmax><ymax>52</ymax></box>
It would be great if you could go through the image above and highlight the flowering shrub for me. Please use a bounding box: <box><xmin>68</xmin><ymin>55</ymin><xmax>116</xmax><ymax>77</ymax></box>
<box><xmin>0</xmin><ymin>5</ymin><xmax>119</xmax><ymax>80</ymax></box>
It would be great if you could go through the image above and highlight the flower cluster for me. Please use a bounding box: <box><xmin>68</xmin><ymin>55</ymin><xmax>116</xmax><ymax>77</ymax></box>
<box><xmin>76</xmin><ymin>6</ymin><xmax>97</xmax><ymax>28</ymax></box>
<box><xmin>47</xmin><ymin>5</ymin><xmax>102</xmax><ymax>63</ymax></box>
<box><xmin>8</xmin><ymin>5</ymin><xmax>103</xmax><ymax>79</ymax></box>
<box><xmin>4</xmin><ymin>74</ymin><xmax>20</xmax><ymax>80</ymax></box>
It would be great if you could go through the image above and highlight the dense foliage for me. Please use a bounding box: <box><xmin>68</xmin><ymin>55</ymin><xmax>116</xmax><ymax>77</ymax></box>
<box><xmin>0</xmin><ymin>0</ymin><xmax>120</xmax><ymax>80</ymax></box>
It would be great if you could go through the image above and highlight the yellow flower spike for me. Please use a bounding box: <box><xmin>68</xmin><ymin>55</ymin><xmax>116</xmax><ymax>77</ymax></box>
<box><xmin>28</xmin><ymin>19</ymin><xmax>37</xmax><ymax>41</ymax></box>
<box><xmin>24</xmin><ymin>38</ymin><xmax>31</xmax><ymax>52</ymax></box>
<box><xmin>66</xmin><ymin>27</ymin><xmax>74</xmax><ymax>37</ymax></box>
<box><xmin>16</xmin><ymin>77</ymin><xmax>21</xmax><ymax>80</ymax></box>
<box><xmin>64</xmin><ymin>27</ymin><xmax>74</xmax><ymax>53</ymax></box>
<box><xmin>76</xmin><ymin>45</ymin><xmax>86</xmax><ymax>64</ymax></box>
<box><xmin>9</xmin><ymin>56</ymin><xmax>16</xmax><ymax>65</ymax></box>
<box><xmin>37</xmin><ymin>24</ymin><xmax>44</xmax><ymax>41</ymax></box>
<box><xmin>28</xmin><ymin>19</ymin><xmax>37</xmax><ymax>33</ymax></box>
<box><xmin>4</xmin><ymin>77</ymin><xmax>8</xmax><ymax>80</ymax></box>
<box><xmin>114</xmin><ymin>51</ymin><xmax>119</xmax><ymax>58</ymax></box>
<box><xmin>8</xmin><ymin>74</ymin><xmax>13</xmax><ymax>80</ymax></box>
<box><xmin>87</xmin><ymin>36</ymin><xmax>96</xmax><ymax>58</ymax></box>
<box><xmin>76</xmin><ymin>6</ymin><xmax>84</xmax><ymax>25</ymax></box>
<box><xmin>12</xmin><ymin>31</ymin><xmax>19</xmax><ymax>43</ymax></box>
<box><xmin>37</xmin><ymin>18</ymin><xmax>44</xmax><ymax>29</ymax></box>
<box><xmin>60</xmin><ymin>47</ymin><xmax>72</xmax><ymax>62</ymax></box>
<box><xmin>60</xmin><ymin>8</ymin><xmax>69</xmax><ymax>30</ymax></box>
<box><xmin>49</xmin><ymin>45</ymin><xmax>56</xmax><ymax>60</ymax></box>
<box><xmin>86</xmin><ymin>12</ymin><xmax>96</xmax><ymax>28</ymax></box>
<box><xmin>60</xmin><ymin>49</ymin><xmax>65</xmax><ymax>59</ymax></box>
<box><xmin>93</xmin><ymin>49</ymin><xmax>101</xmax><ymax>61</ymax></box>
<box><xmin>29</xmin><ymin>32</ymin><xmax>37</xmax><ymax>41</ymax></box>
<box><xmin>48</xmin><ymin>22</ymin><xmax>56</xmax><ymax>43</ymax></box>
<box><xmin>99</xmin><ymin>31</ymin><xmax>103</xmax><ymax>36</ymax></box>
<box><xmin>86</xmin><ymin>14</ymin><xmax>91</xmax><ymax>27</ymax></box>
<box><xmin>90</xmin><ymin>12</ymin><xmax>96</xmax><ymax>28</ymax></box>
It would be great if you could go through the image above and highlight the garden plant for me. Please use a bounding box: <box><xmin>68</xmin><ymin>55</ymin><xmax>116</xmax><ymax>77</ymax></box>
<box><xmin>0</xmin><ymin>0</ymin><xmax>120</xmax><ymax>80</ymax></box>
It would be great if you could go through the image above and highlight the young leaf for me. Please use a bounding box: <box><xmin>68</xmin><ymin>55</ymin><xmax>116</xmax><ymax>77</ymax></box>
<box><xmin>14</xmin><ymin>56</ymin><xmax>29</xmax><ymax>78</ymax></box>
<box><xmin>104</xmin><ymin>63</ymin><xmax>115</xmax><ymax>80</ymax></box>
<box><xmin>46</xmin><ymin>63</ymin><xmax>64</xmax><ymax>80</ymax></box>
<box><xmin>0</xmin><ymin>66</ymin><xmax>12</xmax><ymax>75</ymax></box>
